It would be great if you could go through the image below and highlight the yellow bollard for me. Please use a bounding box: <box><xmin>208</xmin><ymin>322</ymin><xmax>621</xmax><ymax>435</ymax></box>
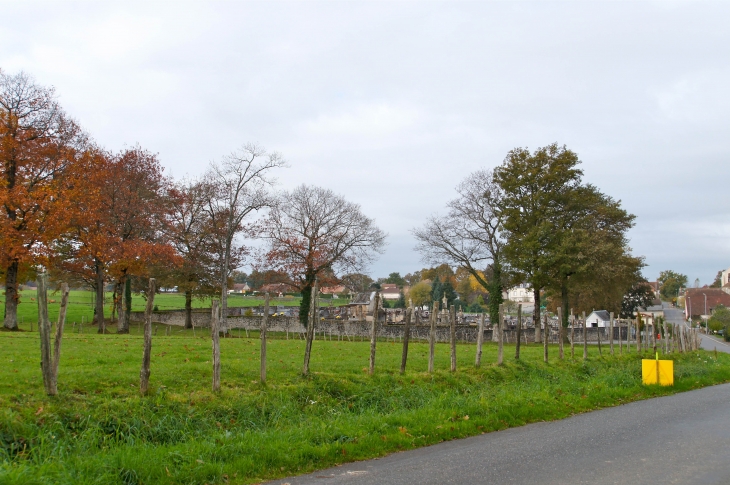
<box><xmin>642</xmin><ymin>353</ymin><xmax>673</xmax><ymax>386</ymax></box>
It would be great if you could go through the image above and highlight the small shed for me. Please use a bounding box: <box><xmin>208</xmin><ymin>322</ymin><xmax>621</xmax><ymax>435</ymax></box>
<box><xmin>586</xmin><ymin>310</ymin><xmax>611</xmax><ymax>328</ymax></box>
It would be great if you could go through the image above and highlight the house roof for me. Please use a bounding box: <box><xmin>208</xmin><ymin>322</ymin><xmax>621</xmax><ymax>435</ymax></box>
<box><xmin>685</xmin><ymin>288</ymin><xmax>730</xmax><ymax>316</ymax></box>
<box><xmin>588</xmin><ymin>310</ymin><xmax>611</xmax><ymax>321</ymax></box>
<box><xmin>232</xmin><ymin>283</ymin><xmax>249</xmax><ymax>291</ymax></box>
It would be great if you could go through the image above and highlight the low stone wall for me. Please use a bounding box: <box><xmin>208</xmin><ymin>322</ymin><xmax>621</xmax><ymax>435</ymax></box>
<box><xmin>130</xmin><ymin>310</ymin><xmax>634</xmax><ymax>344</ymax></box>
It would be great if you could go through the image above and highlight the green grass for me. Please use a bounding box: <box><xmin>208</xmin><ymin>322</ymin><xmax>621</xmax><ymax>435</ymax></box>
<box><xmin>1</xmin><ymin>330</ymin><xmax>729</xmax><ymax>485</ymax></box>
<box><xmin>0</xmin><ymin>290</ymin><xmax>348</xmax><ymax>330</ymax></box>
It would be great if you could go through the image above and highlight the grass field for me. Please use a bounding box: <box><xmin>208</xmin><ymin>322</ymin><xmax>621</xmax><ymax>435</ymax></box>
<box><xmin>0</xmin><ymin>290</ymin><xmax>348</xmax><ymax>330</ymax></box>
<box><xmin>2</xmin><ymin>329</ymin><xmax>729</xmax><ymax>485</ymax></box>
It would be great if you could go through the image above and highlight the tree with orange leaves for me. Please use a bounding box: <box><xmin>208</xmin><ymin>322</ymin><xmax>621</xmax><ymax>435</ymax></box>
<box><xmin>1</xmin><ymin>70</ymin><xmax>87</xmax><ymax>330</ymax></box>
<box><xmin>55</xmin><ymin>146</ymin><xmax>176</xmax><ymax>333</ymax></box>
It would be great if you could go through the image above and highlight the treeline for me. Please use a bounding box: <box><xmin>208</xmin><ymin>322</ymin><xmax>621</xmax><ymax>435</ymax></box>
<box><xmin>413</xmin><ymin>144</ymin><xmax>650</xmax><ymax>340</ymax></box>
<box><xmin>1</xmin><ymin>70</ymin><xmax>385</xmax><ymax>331</ymax></box>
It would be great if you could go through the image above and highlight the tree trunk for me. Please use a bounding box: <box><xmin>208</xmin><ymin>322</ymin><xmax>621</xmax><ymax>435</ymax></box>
<box><xmin>118</xmin><ymin>275</ymin><xmax>131</xmax><ymax>334</ymax></box>
<box><xmin>533</xmin><ymin>287</ymin><xmax>541</xmax><ymax>343</ymax></box>
<box><xmin>52</xmin><ymin>283</ymin><xmax>69</xmax><ymax>381</ymax></box>
<box><xmin>184</xmin><ymin>290</ymin><xmax>193</xmax><ymax>329</ymax></box>
<box><xmin>140</xmin><ymin>279</ymin><xmax>155</xmax><ymax>395</ymax></box>
<box><xmin>400</xmin><ymin>306</ymin><xmax>412</xmax><ymax>374</ymax></box>
<box><xmin>476</xmin><ymin>312</ymin><xmax>485</xmax><ymax>366</ymax></box>
<box><xmin>560</xmin><ymin>282</ymin><xmax>570</xmax><ymax>345</ymax></box>
<box><xmin>219</xmin><ymin>247</ymin><xmax>230</xmax><ymax>334</ymax></box>
<box><xmin>95</xmin><ymin>258</ymin><xmax>105</xmax><ymax>333</ymax></box>
<box><xmin>3</xmin><ymin>260</ymin><xmax>19</xmax><ymax>330</ymax></box>
<box><xmin>299</xmin><ymin>269</ymin><xmax>317</xmax><ymax>326</ymax></box>
<box><xmin>428</xmin><ymin>301</ymin><xmax>438</xmax><ymax>373</ymax></box>
<box><xmin>37</xmin><ymin>273</ymin><xmax>56</xmax><ymax>396</ymax></box>
<box><xmin>449</xmin><ymin>305</ymin><xmax>457</xmax><ymax>372</ymax></box>
<box><xmin>261</xmin><ymin>292</ymin><xmax>269</xmax><ymax>384</ymax></box>
<box><xmin>211</xmin><ymin>299</ymin><xmax>221</xmax><ymax>391</ymax></box>
<box><xmin>487</xmin><ymin>262</ymin><xmax>503</xmax><ymax>332</ymax></box>
<box><xmin>582</xmin><ymin>311</ymin><xmax>588</xmax><ymax>360</ymax></box>
<box><xmin>369</xmin><ymin>292</ymin><xmax>380</xmax><ymax>375</ymax></box>
<box><xmin>303</xmin><ymin>281</ymin><xmax>318</xmax><ymax>375</ymax></box>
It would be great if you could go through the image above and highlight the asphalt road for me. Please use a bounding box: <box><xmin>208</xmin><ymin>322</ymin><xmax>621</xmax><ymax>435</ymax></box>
<box><xmin>271</xmin><ymin>383</ymin><xmax>730</xmax><ymax>485</ymax></box>
<box><xmin>663</xmin><ymin>303</ymin><xmax>730</xmax><ymax>354</ymax></box>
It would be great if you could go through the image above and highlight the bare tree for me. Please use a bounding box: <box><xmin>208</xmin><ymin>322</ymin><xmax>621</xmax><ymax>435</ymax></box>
<box><xmin>413</xmin><ymin>170</ymin><xmax>506</xmax><ymax>327</ymax></box>
<box><xmin>204</xmin><ymin>144</ymin><xmax>286</xmax><ymax>333</ymax></box>
<box><xmin>264</xmin><ymin>185</ymin><xmax>386</xmax><ymax>324</ymax></box>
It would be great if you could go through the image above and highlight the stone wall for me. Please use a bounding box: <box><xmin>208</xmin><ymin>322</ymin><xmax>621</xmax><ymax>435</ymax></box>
<box><xmin>130</xmin><ymin>309</ymin><xmax>634</xmax><ymax>344</ymax></box>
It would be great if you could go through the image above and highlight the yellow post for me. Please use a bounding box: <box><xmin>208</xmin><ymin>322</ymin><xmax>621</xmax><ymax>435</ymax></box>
<box><xmin>642</xmin><ymin>355</ymin><xmax>674</xmax><ymax>386</ymax></box>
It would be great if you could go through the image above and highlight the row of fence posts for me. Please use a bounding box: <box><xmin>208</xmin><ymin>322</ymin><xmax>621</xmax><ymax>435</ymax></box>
<box><xmin>52</xmin><ymin>282</ymin><xmax>702</xmax><ymax>396</ymax></box>
<box><xmin>35</xmin><ymin>273</ymin><xmax>158</xmax><ymax>397</ymax></box>
<box><xmin>250</xmin><ymin>294</ymin><xmax>704</xmax><ymax>389</ymax></box>
<box><xmin>33</xmin><ymin>277</ymin><xmax>704</xmax><ymax>397</ymax></box>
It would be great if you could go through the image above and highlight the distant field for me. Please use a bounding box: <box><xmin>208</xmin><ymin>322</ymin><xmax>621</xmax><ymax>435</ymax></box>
<box><xmin>0</xmin><ymin>290</ymin><xmax>349</xmax><ymax>328</ymax></box>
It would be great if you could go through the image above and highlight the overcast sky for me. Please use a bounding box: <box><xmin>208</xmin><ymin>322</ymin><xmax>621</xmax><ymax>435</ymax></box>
<box><xmin>2</xmin><ymin>1</ymin><xmax>729</xmax><ymax>284</ymax></box>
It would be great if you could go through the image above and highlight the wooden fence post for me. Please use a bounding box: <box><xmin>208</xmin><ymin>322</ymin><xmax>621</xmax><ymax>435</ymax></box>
<box><xmin>542</xmin><ymin>311</ymin><xmax>550</xmax><ymax>363</ymax></box>
<box><xmin>211</xmin><ymin>299</ymin><xmax>221</xmax><ymax>392</ymax></box>
<box><xmin>609</xmin><ymin>312</ymin><xmax>614</xmax><ymax>356</ymax></box>
<box><xmin>570</xmin><ymin>310</ymin><xmax>575</xmax><ymax>359</ymax></box>
<box><xmin>619</xmin><ymin>317</ymin><xmax>623</xmax><ymax>354</ymax></box>
<box><xmin>497</xmin><ymin>304</ymin><xmax>504</xmax><ymax>365</ymax></box>
<box><xmin>140</xmin><ymin>278</ymin><xmax>156</xmax><ymax>395</ymax></box>
<box><xmin>428</xmin><ymin>301</ymin><xmax>438</xmax><ymax>373</ymax></box>
<box><xmin>476</xmin><ymin>312</ymin><xmax>485</xmax><ymax>367</ymax></box>
<box><xmin>400</xmin><ymin>306</ymin><xmax>412</xmax><ymax>374</ymax></box>
<box><xmin>450</xmin><ymin>305</ymin><xmax>457</xmax><ymax>372</ymax></box>
<box><xmin>582</xmin><ymin>311</ymin><xmax>588</xmax><ymax>360</ymax></box>
<box><xmin>303</xmin><ymin>281</ymin><xmax>318</xmax><ymax>376</ymax></box>
<box><xmin>37</xmin><ymin>273</ymin><xmax>56</xmax><ymax>396</ymax></box>
<box><xmin>515</xmin><ymin>304</ymin><xmax>522</xmax><ymax>360</ymax></box>
<box><xmin>260</xmin><ymin>292</ymin><xmax>269</xmax><ymax>384</ymax></box>
<box><xmin>679</xmin><ymin>325</ymin><xmax>687</xmax><ymax>353</ymax></box>
<box><xmin>597</xmin><ymin>320</ymin><xmax>602</xmax><ymax>357</ymax></box>
<box><xmin>557</xmin><ymin>307</ymin><xmax>563</xmax><ymax>360</ymax></box>
<box><xmin>52</xmin><ymin>283</ymin><xmax>70</xmax><ymax>385</ymax></box>
<box><xmin>369</xmin><ymin>291</ymin><xmax>380</xmax><ymax>375</ymax></box>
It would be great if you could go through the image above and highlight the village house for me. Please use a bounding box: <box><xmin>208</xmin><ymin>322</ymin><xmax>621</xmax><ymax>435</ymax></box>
<box><xmin>259</xmin><ymin>283</ymin><xmax>291</xmax><ymax>297</ymax></box>
<box><xmin>320</xmin><ymin>285</ymin><xmax>348</xmax><ymax>299</ymax></box>
<box><xmin>380</xmin><ymin>283</ymin><xmax>402</xmax><ymax>301</ymax></box>
<box><xmin>503</xmin><ymin>284</ymin><xmax>534</xmax><ymax>303</ymax></box>
<box><xmin>228</xmin><ymin>283</ymin><xmax>251</xmax><ymax>294</ymax></box>
<box><xmin>684</xmin><ymin>287</ymin><xmax>730</xmax><ymax>319</ymax></box>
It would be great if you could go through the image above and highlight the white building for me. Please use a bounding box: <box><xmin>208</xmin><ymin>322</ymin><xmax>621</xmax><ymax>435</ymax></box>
<box><xmin>586</xmin><ymin>310</ymin><xmax>612</xmax><ymax>328</ymax></box>
<box><xmin>503</xmin><ymin>284</ymin><xmax>534</xmax><ymax>303</ymax></box>
<box><xmin>722</xmin><ymin>267</ymin><xmax>730</xmax><ymax>287</ymax></box>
